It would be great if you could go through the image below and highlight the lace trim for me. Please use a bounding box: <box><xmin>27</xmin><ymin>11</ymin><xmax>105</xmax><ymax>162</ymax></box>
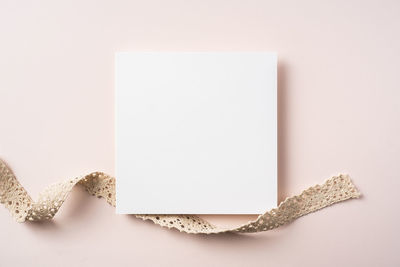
<box><xmin>0</xmin><ymin>159</ymin><xmax>360</xmax><ymax>234</ymax></box>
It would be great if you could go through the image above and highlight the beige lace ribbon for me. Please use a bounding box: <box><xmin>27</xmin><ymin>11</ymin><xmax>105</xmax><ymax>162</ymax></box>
<box><xmin>0</xmin><ymin>158</ymin><xmax>360</xmax><ymax>234</ymax></box>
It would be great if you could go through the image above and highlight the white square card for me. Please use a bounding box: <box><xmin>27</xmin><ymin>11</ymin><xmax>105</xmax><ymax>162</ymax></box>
<box><xmin>116</xmin><ymin>52</ymin><xmax>277</xmax><ymax>214</ymax></box>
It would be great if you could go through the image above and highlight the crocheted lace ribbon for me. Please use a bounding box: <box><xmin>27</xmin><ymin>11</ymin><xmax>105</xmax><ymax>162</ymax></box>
<box><xmin>0</xmin><ymin>159</ymin><xmax>360</xmax><ymax>234</ymax></box>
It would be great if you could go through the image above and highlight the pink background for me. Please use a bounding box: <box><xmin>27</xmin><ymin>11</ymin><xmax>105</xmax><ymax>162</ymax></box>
<box><xmin>0</xmin><ymin>0</ymin><xmax>399</xmax><ymax>266</ymax></box>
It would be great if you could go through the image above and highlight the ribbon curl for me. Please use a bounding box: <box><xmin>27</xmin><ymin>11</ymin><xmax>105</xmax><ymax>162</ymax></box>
<box><xmin>0</xmin><ymin>159</ymin><xmax>360</xmax><ymax>234</ymax></box>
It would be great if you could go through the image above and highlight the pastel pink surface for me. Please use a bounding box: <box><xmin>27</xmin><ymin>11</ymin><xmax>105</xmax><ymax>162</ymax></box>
<box><xmin>0</xmin><ymin>0</ymin><xmax>399</xmax><ymax>266</ymax></box>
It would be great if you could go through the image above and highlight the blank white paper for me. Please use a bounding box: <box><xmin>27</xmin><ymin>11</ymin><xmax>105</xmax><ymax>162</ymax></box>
<box><xmin>116</xmin><ymin>52</ymin><xmax>277</xmax><ymax>214</ymax></box>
